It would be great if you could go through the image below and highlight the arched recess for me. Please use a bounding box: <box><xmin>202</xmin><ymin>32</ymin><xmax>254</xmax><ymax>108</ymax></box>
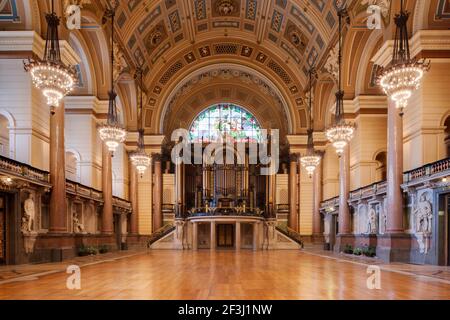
<box><xmin>65</xmin><ymin>149</ymin><xmax>81</xmax><ymax>183</ymax></box>
<box><xmin>68</xmin><ymin>31</ymin><xmax>96</xmax><ymax>96</ymax></box>
<box><xmin>0</xmin><ymin>109</ymin><xmax>15</xmax><ymax>159</ymax></box>
<box><xmin>441</xmin><ymin>113</ymin><xmax>450</xmax><ymax>158</ymax></box>
<box><xmin>373</xmin><ymin>149</ymin><xmax>387</xmax><ymax>182</ymax></box>
<box><xmin>77</xmin><ymin>12</ymin><xmax>112</xmax><ymax>99</ymax></box>
<box><xmin>157</xmin><ymin>62</ymin><xmax>297</xmax><ymax>136</ymax></box>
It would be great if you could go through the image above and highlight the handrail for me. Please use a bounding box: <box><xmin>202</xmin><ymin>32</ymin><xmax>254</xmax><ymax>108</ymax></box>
<box><xmin>404</xmin><ymin>157</ymin><xmax>450</xmax><ymax>183</ymax></box>
<box><xmin>275</xmin><ymin>226</ymin><xmax>304</xmax><ymax>248</ymax></box>
<box><xmin>322</xmin><ymin>157</ymin><xmax>450</xmax><ymax>207</ymax></box>
<box><xmin>147</xmin><ymin>224</ymin><xmax>176</xmax><ymax>247</ymax></box>
<box><xmin>0</xmin><ymin>155</ymin><xmax>50</xmax><ymax>184</ymax></box>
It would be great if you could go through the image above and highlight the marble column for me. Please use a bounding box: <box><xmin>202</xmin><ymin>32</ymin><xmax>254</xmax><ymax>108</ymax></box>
<box><xmin>338</xmin><ymin>145</ymin><xmax>351</xmax><ymax>234</ymax></box>
<box><xmin>153</xmin><ymin>155</ymin><xmax>163</xmax><ymax>231</ymax></box>
<box><xmin>49</xmin><ymin>104</ymin><xmax>67</xmax><ymax>233</ymax></box>
<box><xmin>288</xmin><ymin>154</ymin><xmax>298</xmax><ymax>232</ymax></box>
<box><xmin>386</xmin><ymin>101</ymin><xmax>404</xmax><ymax>233</ymax></box>
<box><xmin>192</xmin><ymin>222</ymin><xmax>198</xmax><ymax>251</ymax></box>
<box><xmin>210</xmin><ymin>221</ymin><xmax>216</xmax><ymax>250</ymax></box>
<box><xmin>101</xmin><ymin>143</ymin><xmax>113</xmax><ymax>234</ymax></box>
<box><xmin>312</xmin><ymin>160</ymin><xmax>323</xmax><ymax>236</ymax></box>
<box><xmin>235</xmin><ymin>222</ymin><xmax>241</xmax><ymax>251</ymax></box>
<box><xmin>175</xmin><ymin>162</ymin><xmax>184</xmax><ymax>217</ymax></box>
<box><xmin>129</xmin><ymin>163</ymin><xmax>138</xmax><ymax>235</ymax></box>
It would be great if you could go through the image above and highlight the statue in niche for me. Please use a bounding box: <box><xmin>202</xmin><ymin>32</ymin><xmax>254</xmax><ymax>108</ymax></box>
<box><xmin>72</xmin><ymin>210</ymin><xmax>85</xmax><ymax>234</ymax></box>
<box><xmin>22</xmin><ymin>193</ymin><xmax>35</xmax><ymax>233</ymax></box>
<box><xmin>367</xmin><ymin>207</ymin><xmax>378</xmax><ymax>235</ymax></box>
<box><xmin>415</xmin><ymin>192</ymin><xmax>433</xmax><ymax>234</ymax></box>
<box><xmin>380</xmin><ymin>199</ymin><xmax>388</xmax><ymax>234</ymax></box>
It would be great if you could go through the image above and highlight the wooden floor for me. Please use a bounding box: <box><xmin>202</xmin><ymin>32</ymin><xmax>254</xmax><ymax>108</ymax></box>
<box><xmin>0</xmin><ymin>250</ymin><xmax>449</xmax><ymax>300</ymax></box>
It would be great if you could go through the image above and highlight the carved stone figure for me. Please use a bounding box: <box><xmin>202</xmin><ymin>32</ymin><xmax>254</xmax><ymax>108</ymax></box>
<box><xmin>361</xmin><ymin>0</ymin><xmax>391</xmax><ymax>19</ymax></box>
<box><xmin>72</xmin><ymin>210</ymin><xmax>85</xmax><ymax>234</ymax></box>
<box><xmin>22</xmin><ymin>193</ymin><xmax>35</xmax><ymax>233</ymax></box>
<box><xmin>263</xmin><ymin>220</ymin><xmax>277</xmax><ymax>249</ymax></box>
<box><xmin>413</xmin><ymin>192</ymin><xmax>433</xmax><ymax>254</ymax></box>
<box><xmin>367</xmin><ymin>207</ymin><xmax>378</xmax><ymax>234</ymax></box>
<box><xmin>415</xmin><ymin>193</ymin><xmax>433</xmax><ymax>234</ymax></box>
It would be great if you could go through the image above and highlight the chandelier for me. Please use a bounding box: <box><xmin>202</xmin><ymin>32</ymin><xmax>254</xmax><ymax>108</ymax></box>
<box><xmin>300</xmin><ymin>68</ymin><xmax>321</xmax><ymax>178</ymax></box>
<box><xmin>325</xmin><ymin>8</ymin><xmax>355</xmax><ymax>156</ymax></box>
<box><xmin>130</xmin><ymin>68</ymin><xmax>151</xmax><ymax>177</ymax></box>
<box><xmin>98</xmin><ymin>5</ymin><xmax>126</xmax><ymax>155</ymax></box>
<box><xmin>377</xmin><ymin>0</ymin><xmax>430</xmax><ymax>111</ymax></box>
<box><xmin>24</xmin><ymin>0</ymin><xmax>77</xmax><ymax>107</ymax></box>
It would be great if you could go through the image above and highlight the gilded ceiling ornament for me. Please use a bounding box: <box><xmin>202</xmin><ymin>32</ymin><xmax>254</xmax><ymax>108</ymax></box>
<box><xmin>113</xmin><ymin>41</ymin><xmax>128</xmax><ymax>83</ymax></box>
<box><xmin>324</xmin><ymin>43</ymin><xmax>339</xmax><ymax>83</ymax></box>
<box><xmin>285</xmin><ymin>23</ymin><xmax>307</xmax><ymax>51</ymax></box>
<box><xmin>63</xmin><ymin>0</ymin><xmax>91</xmax><ymax>11</ymax></box>
<box><xmin>361</xmin><ymin>0</ymin><xmax>391</xmax><ymax>19</ymax></box>
<box><xmin>216</xmin><ymin>0</ymin><xmax>236</xmax><ymax>16</ymax></box>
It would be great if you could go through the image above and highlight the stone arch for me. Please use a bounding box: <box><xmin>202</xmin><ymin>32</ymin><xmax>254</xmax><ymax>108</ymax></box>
<box><xmin>373</xmin><ymin>149</ymin><xmax>387</xmax><ymax>182</ymax></box>
<box><xmin>158</xmin><ymin>62</ymin><xmax>296</xmax><ymax>136</ymax></box>
<box><xmin>0</xmin><ymin>109</ymin><xmax>15</xmax><ymax>159</ymax></box>
<box><xmin>65</xmin><ymin>149</ymin><xmax>82</xmax><ymax>183</ymax></box>
<box><xmin>68</xmin><ymin>31</ymin><xmax>96</xmax><ymax>96</ymax></box>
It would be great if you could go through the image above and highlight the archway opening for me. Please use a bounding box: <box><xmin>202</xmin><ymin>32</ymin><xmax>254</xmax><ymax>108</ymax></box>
<box><xmin>444</xmin><ymin>116</ymin><xmax>450</xmax><ymax>158</ymax></box>
<box><xmin>375</xmin><ymin>151</ymin><xmax>387</xmax><ymax>182</ymax></box>
<box><xmin>0</xmin><ymin>115</ymin><xmax>9</xmax><ymax>158</ymax></box>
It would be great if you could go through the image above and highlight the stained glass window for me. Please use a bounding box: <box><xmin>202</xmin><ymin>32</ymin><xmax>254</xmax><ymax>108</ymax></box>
<box><xmin>189</xmin><ymin>104</ymin><xmax>262</xmax><ymax>143</ymax></box>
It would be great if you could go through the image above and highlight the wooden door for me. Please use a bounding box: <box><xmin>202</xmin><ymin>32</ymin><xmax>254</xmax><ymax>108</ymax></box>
<box><xmin>217</xmin><ymin>224</ymin><xmax>234</xmax><ymax>248</ymax></box>
<box><xmin>0</xmin><ymin>196</ymin><xmax>6</xmax><ymax>264</ymax></box>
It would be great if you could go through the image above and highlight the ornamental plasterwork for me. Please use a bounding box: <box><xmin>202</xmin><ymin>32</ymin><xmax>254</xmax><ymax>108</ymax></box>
<box><xmin>163</xmin><ymin>68</ymin><xmax>289</xmax><ymax>131</ymax></box>
<box><xmin>360</xmin><ymin>0</ymin><xmax>391</xmax><ymax>19</ymax></box>
<box><xmin>324</xmin><ymin>43</ymin><xmax>339</xmax><ymax>83</ymax></box>
<box><xmin>113</xmin><ymin>41</ymin><xmax>128</xmax><ymax>84</ymax></box>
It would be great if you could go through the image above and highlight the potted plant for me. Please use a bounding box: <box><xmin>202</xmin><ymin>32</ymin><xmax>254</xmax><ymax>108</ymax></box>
<box><xmin>343</xmin><ymin>244</ymin><xmax>353</xmax><ymax>254</ymax></box>
<box><xmin>353</xmin><ymin>248</ymin><xmax>363</xmax><ymax>256</ymax></box>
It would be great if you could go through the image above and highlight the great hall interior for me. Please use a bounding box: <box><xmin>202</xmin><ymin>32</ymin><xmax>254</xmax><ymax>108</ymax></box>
<box><xmin>0</xmin><ymin>0</ymin><xmax>449</xmax><ymax>300</ymax></box>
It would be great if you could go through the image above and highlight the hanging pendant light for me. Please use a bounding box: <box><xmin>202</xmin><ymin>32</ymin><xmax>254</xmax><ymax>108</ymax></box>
<box><xmin>24</xmin><ymin>0</ymin><xmax>77</xmax><ymax>107</ymax></box>
<box><xmin>130</xmin><ymin>68</ymin><xmax>151</xmax><ymax>177</ymax></box>
<box><xmin>97</xmin><ymin>4</ymin><xmax>127</xmax><ymax>155</ymax></box>
<box><xmin>325</xmin><ymin>7</ymin><xmax>355</xmax><ymax>156</ymax></box>
<box><xmin>377</xmin><ymin>0</ymin><xmax>430</xmax><ymax>111</ymax></box>
<box><xmin>300</xmin><ymin>68</ymin><xmax>321</xmax><ymax>178</ymax></box>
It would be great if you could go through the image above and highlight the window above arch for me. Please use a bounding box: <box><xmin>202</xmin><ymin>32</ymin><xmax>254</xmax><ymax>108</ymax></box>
<box><xmin>189</xmin><ymin>104</ymin><xmax>262</xmax><ymax>143</ymax></box>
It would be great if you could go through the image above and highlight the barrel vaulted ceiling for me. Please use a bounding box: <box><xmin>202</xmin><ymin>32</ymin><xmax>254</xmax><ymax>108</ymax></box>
<box><xmin>3</xmin><ymin>0</ymin><xmax>449</xmax><ymax>134</ymax></box>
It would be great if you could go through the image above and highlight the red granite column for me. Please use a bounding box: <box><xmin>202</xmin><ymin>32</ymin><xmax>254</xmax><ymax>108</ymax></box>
<box><xmin>49</xmin><ymin>104</ymin><xmax>67</xmax><ymax>233</ymax></box>
<box><xmin>288</xmin><ymin>154</ymin><xmax>298</xmax><ymax>232</ymax></box>
<box><xmin>153</xmin><ymin>154</ymin><xmax>163</xmax><ymax>231</ymax></box>
<box><xmin>386</xmin><ymin>100</ymin><xmax>404</xmax><ymax>233</ymax></box>
<box><xmin>101</xmin><ymin>144</ymin><xmax>113</xmax><ymax>234</ymax></box>
<box><xmin>129</xmin><ymin>163</ymin><xmax>138</xmax><ymax>235</ymax></box>
<box><xmin>338</xmin><ymin>146</ymin><xmax>351</xmax><ymax>234</ymax></box>
<box><xmin>312</xmin><ymin>160</ymin><xmax>323</xmax><ymax>236</ymax></box>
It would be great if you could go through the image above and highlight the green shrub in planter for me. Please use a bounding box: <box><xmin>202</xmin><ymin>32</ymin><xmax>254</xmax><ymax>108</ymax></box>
<box><xmin>343</xmin><ymin>244</ymin><xmax>353</xmax><ymax>254</ymax></box>
<box><xmin>363</xmin><ymin>246</ymin><xmax>376</xmax><ymax>257</ymax></box>
<box><xmin>78</xmin><ymin>245</ymin><xmax>98</xmax><ymax>256</ymax></box>
<box><xmin>98</xmin><ymin>245</ymin><xmax>109</xmax><ymax>254</ymax></box>
<box><xmin>353</xmin><ymin>248</ymin><xmax>363</xmax><ymax>256</ymax></box>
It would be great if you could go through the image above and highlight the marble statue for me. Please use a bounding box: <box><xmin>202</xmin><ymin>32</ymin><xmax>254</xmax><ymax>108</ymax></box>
<box><xmin>72</xmin><ymin>210</ymin><xmax>85</xmax><ymax>234</ymax></box>
<box><xmin>415</xmin><ymin>193</ymin><xmax>433</xmax><ymax>234</ymax></box>
<box><xmin>413</xmin><ymin>192</ymin><xmax>433</xmax><ymax>254</ymax></box>
<box><xmin>22</xmin><ymin>193</ymin><xmax>35</xmax><ymax>233</ymax></box>
<box><xmin>367</xmin><ymin>207</ymin><xmax>378</xmax><ymax>234</ymax></box>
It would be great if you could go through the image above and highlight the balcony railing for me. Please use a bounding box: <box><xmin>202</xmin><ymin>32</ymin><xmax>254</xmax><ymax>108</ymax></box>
<box><xmin>404</xmin><ymin>157</ymin><xmax>450</xmax><ymax>184</ymax></box>
<box><xmin>349</xmin><ymin>180</ymin><xmax>387</xmax><ymax>201</ymax></box>
<box><xmin>0</xmin><ymin>155</ymin><xmax>50</xmax><ymax>185</ymax></box>
<box><xmin>0</xmin><ymin>155</ymin><xmax>131</xmax><ymax>212</ymax></box>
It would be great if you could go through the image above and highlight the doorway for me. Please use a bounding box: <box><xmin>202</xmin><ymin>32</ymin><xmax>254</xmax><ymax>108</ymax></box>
<box><xmin>0</xmin><ymin>195</ymin><xmax>7</xmax><ymax>265</ymax></box>
<box><xmin>217</xmin><ymin>224</ymin><xmax>234</xmax><ymax>248</ymax></box>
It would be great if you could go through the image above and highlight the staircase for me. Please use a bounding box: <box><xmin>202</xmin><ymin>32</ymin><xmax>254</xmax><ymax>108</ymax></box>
<box><xmin>147</xmin><ymin>224</ymin><xmax>176</xmax><ymax>248</ymax></box>
<box><xmin>275</xmin><ymin>226</ymin><xmax>304</xmax><ymax>249</ymax></box>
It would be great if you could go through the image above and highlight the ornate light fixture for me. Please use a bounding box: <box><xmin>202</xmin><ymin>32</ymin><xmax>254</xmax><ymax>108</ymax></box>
<box><xmin>377</xmin><ymin>0</ymin><xmax>430</xmax><ymax>111</ymax></box>
<box><xmin>325</xmin><ymin>8</ymin><xmax>355</xmax><ymax>156</ymax></box>
<box><xmin>97</xmin><ymin>4</ymin><xmax>126</xmax><ymax>155</ymax></box>
<box><xmin>130</xmin><ymin>68</ymin><xmax>151</xmax><ymax>177</ymax></box>
<box><xmin>24</xmin><ymin>0</ymin><xmax>77</xmax><ymax>107</ymax></box>
<box><xmin>300</xmin><ymin>68</ymin><xmax>321</xmax><ymax>178</ymax></box>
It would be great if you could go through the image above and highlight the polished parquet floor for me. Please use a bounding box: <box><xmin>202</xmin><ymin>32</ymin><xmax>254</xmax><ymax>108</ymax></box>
<box><xmin>0</xmin><ymin>250</ymin><xmax>449</xmax><ymax>300</ymax></box>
